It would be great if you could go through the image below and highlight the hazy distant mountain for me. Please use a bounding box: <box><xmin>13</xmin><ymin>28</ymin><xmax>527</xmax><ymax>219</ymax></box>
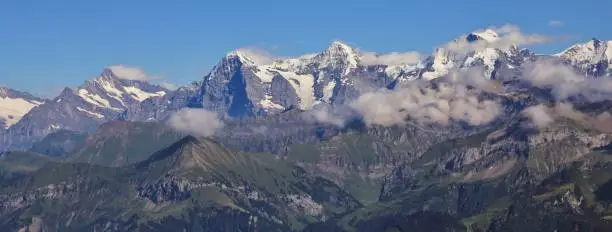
<box><xmin>0</xmin><ymin>87</ymin><xmax>45</xmax><ymax>129</ymax></box>
<box><xmin>0</xmin><ymin>68</ymin><xmax>169</xmax><ymax>150</ymax></box>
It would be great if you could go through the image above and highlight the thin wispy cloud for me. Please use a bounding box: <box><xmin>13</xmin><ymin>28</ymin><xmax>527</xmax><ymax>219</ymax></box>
<box><xmin>159</xmin><ymin>82</ymin><xmax>179</xmax><ymax>91</ymax></box>
<box><xmin>107</xmin><ymin>64</ymin><xmax>180</xmax><ymax>90</ymax></box>
<box><xmin>107</xmin><ymin>65</ymin><xmax>157</xmax><ymax>81</ymax></box>
<box><xmin>350</xmin><ymin>81</ymin><xmax>501</xmax><ymax>127</ymax></box>
<box><xmin>443</xmin><ymin>24</ymin><xmax>554</xmax><ymax>54</ymax></box>
<box><xmin>522</xmin><ymin>60</ymin><xmax>612</xmax><ymax>102</ymax></box>
<box><xmin>548</xmin><ymin>20</ymin><xmax>563</xmax><ymax>27</ymax></box>
<box><xmin>234</xmin><ymin>47</ymin><xmax>279</xmax><ymax>65</ymax></box>
<box><xmin>360</xmin><ymin>51</ymin><xmax>422</xmax><ymax>66</ymax></box>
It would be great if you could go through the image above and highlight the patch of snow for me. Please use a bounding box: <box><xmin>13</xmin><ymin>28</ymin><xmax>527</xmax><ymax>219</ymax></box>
<box><xmin>467</xmin><ymin>48</ymin><xmax>500</xmax><ymax>77</ymax></box>
<box><xmin>385</xmin><ymin>64</ymin><xmax>418</xmax><ymax>79</ymax></box>
<box><xmin>123</xmin><ymin>86</ymin><xmax>166</xmax><ymax>102</ymax></box>
<box><xmin>77</xmin><ymin>89</ymin><xmax>117</xmax><ymax>110</ymax></box>
<box><xmin>252</xmin><ymin>66</ymin><xmax>277</xmax><ymax>83</ymax></box>
<box><xmin>259</xmin><ymin>96</ymin><xmax>284</xmax><ymax>110</ymax></box>
<box><xmin>472</xmin><ymin>29</ymin><xmax>500</xmax><ymax>42</ymax></box>
<box><xmin>275</xmin><ymin>70</ymin><xmax>318</xmax><ymax>109</ymax></box>
<box><xmin>96</xmin><ymin>78</ymin><xmax>126</xmax><ymax>106</ymax></box>
<box><xmin>422</xmin><ymin>48</ymin><xmax>455</xmax><ymax>80</ymax></box>
<box><xmin>48</xmin><ymin>124</ymin><xmax>61</xmax><ymax>130</ymax></box>
<box><xmin>560</xmin><ymin>40</ymin><xmax>606</xmax><ymax>64</ymax></box>
<box><xmin>322</xmin><ymin>80</ymin><xmax>336</xmax><ymax>103</ymax></box>
<box><xmin>318</xmin><ymin>41</ymin><xmax>360</xmax><ymax>75</ymax></box>
<box><xmin>76</xmin><ymin>107</ymin><xmax>105</xmax><ymax>119</ymax></box>
<box><xmin>0</xmin><ymin>96</ymin><xmax>42</xmax><ymax>128</ymax></box>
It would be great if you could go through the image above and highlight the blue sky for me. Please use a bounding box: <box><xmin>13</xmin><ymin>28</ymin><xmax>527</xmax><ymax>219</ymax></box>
<box><xmin>0</xmin><ymin>0</ymin><xmax>609</xmax><ymax>96</ymax></box>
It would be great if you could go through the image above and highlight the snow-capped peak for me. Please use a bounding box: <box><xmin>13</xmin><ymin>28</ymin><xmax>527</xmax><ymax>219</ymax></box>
<box><xmin>0</xmin><ymin>87</ymin><xmax>45</xmax><ymax>129</ymax></box>
<box><xmin>467</xmin><ymin>29</ymin><xmax>500</xmax><ymax>43</ymax></box>
<box><xmin>556</xmin><ymin>38</ymin><xmax>612</xmax><ymax>76</ymax></box>
<box><xmin>312</xmin><ymin>41</ymin><xmax>360</xmax><ymax>74</ymax></box>
<box><xmin>104</xmin><ymin>65</ymin><xmax>150</xmax><ymax>81</ymax></box>
<box><xmin>225</xmin><ymin>49</ymin><xmax>276</xmax><ymax>67</ymax></box>
<box><xmin>557</xmin><ymin>38</ymin><xmax>611</xmax><ymax>62</ymax></box>
<box><xmin>74</xmin><ymin>69</ymin><xmax>168</xmax><ymax>113</ymax></box>
<box><xmin>226</xmin><ymin>50</ymin><xmax>257</xmax><ymax>65</ymax></box>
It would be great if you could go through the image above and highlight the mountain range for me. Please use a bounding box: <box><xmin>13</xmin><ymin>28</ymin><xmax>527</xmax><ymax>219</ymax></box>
<box><xmin>1</xmin><ymin>29</ymin><xmax>611</xmax><ymax>151</ymax></box>
<box><xmin>1</xmin><ymin>27</ymin><xmax>612</xmax><ymax>231</ymax></box>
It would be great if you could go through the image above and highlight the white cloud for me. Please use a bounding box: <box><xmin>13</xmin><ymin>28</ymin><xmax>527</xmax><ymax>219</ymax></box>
<box><xmin>159</xmin><ymin>82</ymin><xmax>178</xmax><ymax>91</ymax></box>
<box><xmin>548</xmin><ymin>20</ymin><xmax>563</xmax><ymax>27</ymax></box>
<box><xmin>302</xmin><ymin>104</ymin><xmax>352</xmax><ymax>127</ymax></box>
<box><xmin>446</xmin><ymin>67</ymin><xmax>505</xmax><ymax>94</ymax></box>
<box><xmin>522</xmin><ymin>60</ymin><xmax>612</xmax><ymax>102</ymax></box>
<box><xmin>234</xmin><ymin>48</ymin><xmax>277</xmax><ymax>65</ymax></box>
<box><xmin>107</xmin><ymin>65</ymin><xmax>155</xmax><ymax>81</ymax></box>
<box><xmin>523</xmin><ymin>104</ymin><xmax>554</xmax><ymax>129</ymax></box>
<box><xmin>360</xmin><ymin>51</ymin><xmax>422</xmax><ymax>66</ymax></box>
<box><xmin>522</xmin><ymin>102</ymin><xmax>589</xmax><ymax>129</ymax></box>
<box><xmin>167</xmin><ymin>108</ymin><xmax>224</xmax><ymax>137</ymax></box>
<box><xmin>350</xmin><ymin>81</ymin><xmax>501</xmax><ymax>126</ymax></box>
<box><xmin>444</xmin><ymin>24</ymin><xmax>553</xmax><ymax>54</ymax></box>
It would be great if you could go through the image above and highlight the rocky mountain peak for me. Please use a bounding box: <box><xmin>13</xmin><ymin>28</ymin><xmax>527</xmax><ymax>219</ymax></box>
<box><xmin>557</xmin><ymin>38</ymin><xmax>612</xmax><ymax>76</ymax></box>
<box><xmin>466</xmin><ymin>29</ymin><xmax>500</xmax><ymax>43</ymax></box>
<box><xmin>100</xmin><ymin>67</ymin><xmax>118</xmax><ymax>79</ymax></box>
<box><xmin>0</xmin><ymin>87</ymin><xmax>46</xmax><ymax>129</ymax></box>
<box><xmin>313</xmin><ymin>41</ymin><xmax>360</xmax><ymax>74</ymax></box>
<box><xmin>225</xmin><ymin>50</ymin><xmax>257</xmax><ymax>66</ymax></box>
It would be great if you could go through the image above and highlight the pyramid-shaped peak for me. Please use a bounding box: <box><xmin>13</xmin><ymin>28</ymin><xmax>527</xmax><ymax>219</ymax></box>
<box><xmin>225</xmin><ymin>49</ymin><xmax>275</xmax><ymax>66</ymax></box>
<box><xmin>313</xmin><ymin>41</ymin><xmax>361</xmax><ymax>74</ymax></box>
<box><xmin>144</xmin><ymin>135</ymin><xmax>226</xmax><ymax>161</ymax></box>
<box><xmin>324</xmin><ymin>41</ymin><xmax>358</xmax><ymax>54</ymax></box>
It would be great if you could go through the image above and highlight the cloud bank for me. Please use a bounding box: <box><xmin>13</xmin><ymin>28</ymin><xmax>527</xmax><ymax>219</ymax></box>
<box><xmin>523</xmin><ymin>60</ymin><xmax>612</xmax><ymax>102</ymax></box>
<box><xmin>350</xmin><ymin>82</ymin><xmax>501</xmax><ymax>126</ymax></box>
<box><xmin>167</xmin><ymin>108</ymin><xmax>224</xmax><ymax>137</ymax></box>
<box><xmin>302</xmin><ymin>104</ymin><xmax>353</xmax><ymax>127</ymax></box>
<box><xmin>444</xmin><ymin>24</ymin><xmax>553</xmax><ymax>54</ymax></box>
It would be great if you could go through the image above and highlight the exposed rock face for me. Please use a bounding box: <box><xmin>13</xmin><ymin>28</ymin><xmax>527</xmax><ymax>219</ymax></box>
<box><xmin>121</xmin><ymin>82</ymin><xmax>200</xmax><ymax>122</ymax></box>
